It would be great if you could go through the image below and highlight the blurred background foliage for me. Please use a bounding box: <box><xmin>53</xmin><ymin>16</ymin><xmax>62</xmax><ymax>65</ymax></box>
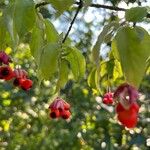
<box><xmin>0</xmin><ymin>0</ymin><xmax>150</xmax><ymax>150</ymax></box>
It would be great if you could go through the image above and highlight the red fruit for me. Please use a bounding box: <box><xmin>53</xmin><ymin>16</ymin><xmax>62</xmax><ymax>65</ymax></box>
<box><xmin>116</xmin><ymin>102</ymin><xmax>125</xmax><ymax>113</ymax></box>
<box><xmin>103</xmin><ymin>92</ymin><xmax>114</xmax><ymax>104</ymax></box>
<box><xmin>63</xmin><ymin>102</ymin><xmax>70</xmax><ymax>110</ymax></box>
<box><xmin>116</xmin><ymin>102</ymin><xmax>140</xmax><ymax>113</ymax></box>
<box><xmin>49</xmin><ymin>97</ymin><xmax>70</xmax><ymax>110</ymax></box>
<box><xmin>117</xmin><ymin>110</ymin><xmax>138</xmax><ymax>128</ymax></box>
<box><xmin>14</xmin><ymin>69</ymin><xmax>28</xmax><ymax>79</ymax></box>
<box><xmin>50</xmin><ymin>109</ymin><xmax>60</xmax><ymax>119</ymax></box>
<box><xmin>0</xmin><ymin>66</ymin><xmax>14</xmax><ymax>80</ymax></box>
<box><xmin>0</xmin><ymin>51</ymin><xmax>11</xmax><ymax>65</ymax></box>
<box><xmin>49</xmin><ymin>99</ymin><xmax>64</xmax><ymax>110</ymax></box>
<box><xmin>103</xmin><ymin>98</ymin><xmax>109</xmax><ymax>104</ymax></box>
<box><xmin>49</xmin><ymin>97</ymin><xmax>71</xmax><ymax>120</ymax></box>
<box><xmin>105</xmin><ymin>92</ymin><xmax>113</xmax><ymax>98</ymax></box>
<box><xmin>61</xmin><ymin>110</ymin><xmax>71</xmax><ymax>119</ymax></box>
<box><xmin>116</xmin><ymin>102</ymin><xmax>139</xmax><ymax>128</ymax></box>
<box><xmin>130</xmin><ymin>102</ymin><xmax>140</xmax><ymax>113</ymax></box>
<box><xmin>20</xmin><ymin>79</ymin><xmax>33</xmax><ymax>91</ymax></box>
<box><xmin>13</xmin><ymin>78</ymin><xmax>25</xmax><ymax>86</ymax></box>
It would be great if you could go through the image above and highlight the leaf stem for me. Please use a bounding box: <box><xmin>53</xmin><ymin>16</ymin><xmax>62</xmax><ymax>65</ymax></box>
<box><xmin>62</xmin><ymin>0</ymin><xmax>83</xmax><ymax>43</ymax></box>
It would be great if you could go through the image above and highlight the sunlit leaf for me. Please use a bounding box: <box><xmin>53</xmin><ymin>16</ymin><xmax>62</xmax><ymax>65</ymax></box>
<box><xmin>112</xmin><ymin>26</ymin><xmax>150</xmax><ymax>87</ymax></box>
<box><xmin>2</xmin><ymin>99</ymin><xmax>11</xmax><ymax>106</ymax></box>
<box><xmin>88</xmin><ymin>67</ymin><xmax>96</xmax><ymax>89</ymax></box>
<box><xmin>113</xmin><ymin>59</ymin><xmax>123</xmax><ymax>81</ymax></box>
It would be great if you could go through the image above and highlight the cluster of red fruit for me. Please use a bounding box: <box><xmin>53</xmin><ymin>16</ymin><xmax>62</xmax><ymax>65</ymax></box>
<box><xmin>102</xmin><ymin>83</ymin><xmax>140</xmax><ymax>128</ymax></box>
<box><xmin>103</xmin><ymin>92</ymin><xmax>113</xmax><ymax>104</ymax></box>
<box><xmin>0</xmin><ymin>51</ymin><xmax>33</xmax><ymax>91</ymax></box>
<box><xmin>49</xmin><ymin>97</ymin><xmax>71</xmax><ymax>120</ymax></box>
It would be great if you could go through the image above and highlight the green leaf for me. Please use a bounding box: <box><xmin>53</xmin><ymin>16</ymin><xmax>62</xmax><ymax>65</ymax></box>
<box><xmin>0</xmin><ymin>9</ymin><xmax>15</xmax><ymax>49</ymax></box>
<box><xmin>125</xmin><ymin>7</ymin><xmax>147</xmax><ymax>22</ymax></box>
<box><xmin>48</xmin><ymin>0</ymin><xmax>73</xmax><ymax>14</ymax></box>
<box><xmin>92</xmin><ymin>22</ymin><xmax>119</xmax><ymax>65</ymax></box>
<box><xmin>44</xmin><ymin>19</ymin><xmax>59</xmax><ymax>42</ymax></box>
<box><xmin>113</xmin><ymin>60</ymin><xmax>123</xmax><ymax>81</ymax></box>
<box><xmin>39</xmin><ymin>43</ymin><xmax>60</xmax><ymax>80</ymax></box>
<box><xmin>88</xmin><ymin>67</ymin><xmax>100</xmax><ymax>89</ymax></box>
<box><xmin>84</xmin><ymin>0</ymin><xmax>92</xmax><ymax>6</ymax></box>
<box><xmin>3</xmin><ymin>5</ymin><xmax>19</xmax><ymax>48</ymax></box>
<box><xmin>29</xmin><ymin>26</ymin><xmax>44</xmax><ymax>64</ymax></box>
<box><xmin>14</xmin><ymin>0</ymin><xmax>36</xmax><ymax>37</ymax></box>
<box><xmin>88</xmin><ymin>68</ymin><xmax>96</xmax><ymax>88</ymax></box>
<box><xmin>101</xmin><ymin>59</ymin><xmax>115</xmax><ymax>79</ymax></box>
<box><xmin>0</xmin><ymin>16</ymin><xmax>7</xmax><ymax>49</ymax></box>
<box><xmin>65</xmin><ymin>47</ymin><xmax>86</xmax><ymax>80</ymax></box>
<box><xmin>112</xmin><ymin>26</ymin><xmax>150</xmax><ymax>87</ymax></box>
<box><xmin>111</xmin><ymin>39</ymin><xmax>119</xmax><ymax>60</ymax></box>
<box><xmin>56</xmin><ymin>59</ymin><xmax>69</xmax><ymax>91</ymax></box>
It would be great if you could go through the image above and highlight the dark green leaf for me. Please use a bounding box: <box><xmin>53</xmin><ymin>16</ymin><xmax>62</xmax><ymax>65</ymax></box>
<box><xmin>0</xmin><ymin>16</ymin><xmax>7</xmax><ymax>49</ymax></box>
<box><xmin>44</xmin><ymin>19</ymin><xmax>59</xmax><ymax>42</ymax></box>
<box><xmin>48</xmin><ymin>0</ymin><xmax>73</xmax><ymax>14</ymax></box>
<box><xmin>125</xmin><ymin>7</ymin><xmax>147</xmax><ymax>22</ymax></box>
<box><xmin>3</xmin><ymin>6</ymin><xmax>19</xmax><ymax>48</ymax></box>
<box><xmin>65</xmin><ymin>47</ymin><xmax>86</xmax><ymax>80</ymax></box>
<box><xmin>56</xmin><ymin>59</ymin><xmax>69</xmax><ymax>91</ymax></box>
<box><xmin>30</xmin><ymin>26</ymin><xmax>44</xmax><ymax>64</ymax></box>
<box><xmin>39</xmin><ymin>43</ymin><xmax>60</xmax><ymax>80</ymax></box>
<box><xmin>14</xmin><ymin>0</ymin><xmax>36</xmax><ymax>37</ymax></box>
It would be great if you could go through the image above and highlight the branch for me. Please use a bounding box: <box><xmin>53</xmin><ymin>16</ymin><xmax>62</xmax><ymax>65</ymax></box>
<box><xmin>35</xmin><ymin>1</ymin><xmax>126</xmax><ymax>11</ymax></box>
<box><xmin>76</xmin><ymin>2</ymin><xmax>150</xmax><ymax>18</ymax></box>
<box><xmin>35</xmin><ymin>1</ymin><xmax>150</xmax><ymax>18</ymax></box>
<box><xmin>62</xmin><ymin>0</ymin><xmax>83</xmax><ymax>43</ymax></box>
<box><xmin>35</xmin><ymin>2</ymin><xmax>49</xmax><ymax>9</ymax></box>
<box><xmin>90</xmin><ymin>4</ymin><xmax>125</xmax><ymax>11</ymax></box>
<box><xmin>75</xmin><ymin>2</ymin><xmax>126</xmax><ymax>11</ymax></box>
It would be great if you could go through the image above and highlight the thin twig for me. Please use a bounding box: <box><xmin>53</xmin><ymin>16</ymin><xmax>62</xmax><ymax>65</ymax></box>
<box><xmin>62</xmin><ymin>0</ymin><xmax>83</xmax><ymax>43</ymax></box>
<box><xmin>75</xmin><ymin>1</ymin><xmax>126</xmax><ymax>11</ymax></box>
<box><xmin>90</xmin><ymin>3</ymin><xmax>126</xmax><ymax>11</ymax></box>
